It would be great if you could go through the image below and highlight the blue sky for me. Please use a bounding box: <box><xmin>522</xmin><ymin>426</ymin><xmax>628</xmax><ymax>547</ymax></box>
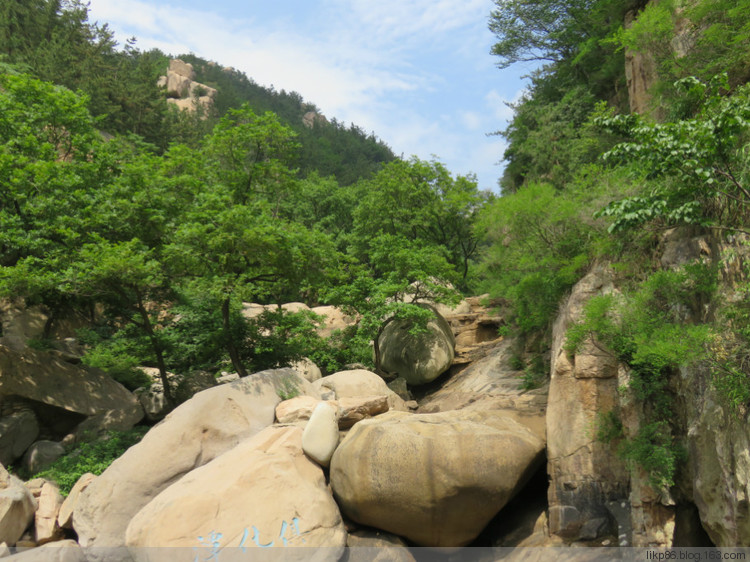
<box><xmin>86</xmin><ymin>0</ymin><xmax>535</xmax><ymax>192</ymax></box>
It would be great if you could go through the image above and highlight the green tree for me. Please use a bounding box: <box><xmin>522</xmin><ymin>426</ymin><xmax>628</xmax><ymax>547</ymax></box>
<box><xmin>595</xmin><ymin>75</ymin><xmax>750</xmax><ymax>233</ymax></box>
<box><xmin>351</xmin><ymin>157</ymin><xmax>488</xmax><ymax>287</ymax></box>
<box><xmin>62</xmin><ymin>239</ymin><xmax>177</xmax><ymax>403</ymax></box>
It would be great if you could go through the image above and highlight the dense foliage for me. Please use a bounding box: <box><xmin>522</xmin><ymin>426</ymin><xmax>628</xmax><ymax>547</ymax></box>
<box><xmin>0</xmin><ymin>64</ymin><xmax>483</xmax><ymax>399</ymax></box>
<box><xmin>484</xmin><ymin>0</ymin><xmax>750</xmax><ymax>489</ymax></box>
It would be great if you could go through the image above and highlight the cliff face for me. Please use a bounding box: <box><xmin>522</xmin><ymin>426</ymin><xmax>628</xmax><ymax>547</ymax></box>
<box><xmin>546</xmin><ymin>229</ymin><xmax>750</xmax><ymax>547</ymax></box>
<box><xmin>624</xmin><ymin>0</ymin><xmax>697</xmax><ymax>116</ymax></box>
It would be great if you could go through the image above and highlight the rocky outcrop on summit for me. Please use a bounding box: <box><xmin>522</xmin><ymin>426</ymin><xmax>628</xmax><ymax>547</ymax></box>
<box><xmin>157</xmin><ymin>59</ymin><xmax>217</xmax><ymax>115</ymax></box>
<box><xmin>302</xmin><ymin>110</ymin><xmax>328</xmax><ymax>129</ymax></box>
<box><xmin>330</xmin><ymin>410</ymin><xmax>545</xmax><ymax>547</ymax></box>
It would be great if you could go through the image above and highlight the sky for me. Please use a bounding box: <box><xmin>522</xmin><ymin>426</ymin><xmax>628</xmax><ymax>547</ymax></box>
<box><xmin>86</xmin><ymin>0</ymin><xmax>536</xmax><ymax>192</ymax></box>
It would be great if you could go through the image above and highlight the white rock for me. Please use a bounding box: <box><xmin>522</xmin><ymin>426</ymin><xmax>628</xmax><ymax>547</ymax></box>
<box><xmin>302</xmin><ymin>403</ymin><xmax>339</xmax><ymax>467</ymax></box>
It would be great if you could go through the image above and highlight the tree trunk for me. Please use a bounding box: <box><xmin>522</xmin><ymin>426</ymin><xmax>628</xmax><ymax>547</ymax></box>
<box><xmin>222</xmin><ymin>297</ymin><xmax>249</xmax><ymax>377</ymax></box>
<box><xmin>135</xmin><ymin>298</ymin><xmax>174</xmax><ymax>406</ymax></box>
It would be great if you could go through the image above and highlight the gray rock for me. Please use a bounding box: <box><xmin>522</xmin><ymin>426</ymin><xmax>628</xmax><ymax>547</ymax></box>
<box><xmin>22</xmin><ymin>442</ymin><xmax>65</xmax><ymax>475</ymax></box>
<box><xmin>0</xmin><ymin>411</ymin><xmax>39</xmax><ymax>467</ymax></box>
<box><xmin>377</xmin><ymin>306</ymin><xmax>455</xmax><ymax>386</ymax></box>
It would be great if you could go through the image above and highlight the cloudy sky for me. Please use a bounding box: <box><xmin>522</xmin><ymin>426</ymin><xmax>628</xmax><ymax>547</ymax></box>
<box><xmin>86</xmin><ymin>0</ymin><xmax>535</xmax><ymax>192</ymax></box>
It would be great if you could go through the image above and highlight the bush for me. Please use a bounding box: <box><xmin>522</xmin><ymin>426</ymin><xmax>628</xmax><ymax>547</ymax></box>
<box><xmin>33</xmin><ymin>427</ymin><xmax>148</xmax><ymax>495</ymax></box>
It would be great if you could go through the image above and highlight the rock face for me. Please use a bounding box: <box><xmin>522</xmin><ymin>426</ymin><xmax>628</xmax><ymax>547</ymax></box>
<box><xmin>377</xmin><ymin>306</ymin><xmax>455</xmax><ymax>386</ymax></box>
<box><xmin>0</xmin><ymin>345</ymin><xmax>143</xmax><ymax>446</ymax></box>
<box><xmin>0</xmin><ymin>464</ymin><xmax>37</xmax><ymax>546</ymax></box>
<box><xmin>158</xmin><ymin>59</ymin><xmax>217</xmax><ymax>115</ymax></box>
<box><xmin>683</xmin><ymin>381</ymin><xmax>750</xmax><ymax>546</ymax></box>
<box><xmin>418</xmin><ymin>337</ymin><xmax>547</xmax><ymax>440</ymax></box>
<box><xmin>73</xmin><ymin>369</ymin><xmax>318</xmax><ymax>549</ymax></box>
<box><xmin>330</xmin><ymin>410</ymin><xmax>545</xmax><ymax>547</ymax></box>
<box><xmin>34</xmin><ymin>481</ymin><xmax>64</xmax><ymax>544</ymax></box>
<box><xmin>302</xmin><ymin>111</ymin><xmax>329</xmax><ymax>129</ymax></box>
<box><xmin>126</xmin><ymin>425</ymin><xmax>346</xmax><ymax>559</ymax></box>
<box><xmin>546</xmin><ymin>267</ymin><xmax>629</xmax><ymax>542</ymax></box>
<box><xmin>58</xmin><ymin>473</ymin><xmax>96</xmax><ymax>530</ymax></box>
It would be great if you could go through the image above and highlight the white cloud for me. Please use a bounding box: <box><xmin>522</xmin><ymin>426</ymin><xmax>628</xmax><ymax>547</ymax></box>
<box><xmin>485</xmin><ymin>87</ymin><xmax>527</xmax><ymax>123</ymax></box>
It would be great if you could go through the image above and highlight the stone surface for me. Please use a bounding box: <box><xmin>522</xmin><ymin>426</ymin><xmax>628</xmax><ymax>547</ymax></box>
<box><xmin>330</xmin><ymin>410</ymin><xmax>545</xmax><ymax>547</ymax></box>
<box><xmin>34</xmin><ymin>482</ymin><xmax>63</xmax><ymax>544</ymax></box>
<box><xmin>291</xmin><ymin>357</ymin><xmax>322</xmax><ymax>382</ymax></box>
<box><xmin>377</xmin><ymin>306</ymin><xmax>455</xmax><ymax>386</ymax></box>
<box><xmin>310</xmin><ymin>305</ymin><xmax>357</xmax><ymax>339</ymax></box>
<box><xmin>73</xmin><ymin>368</ymin><xmax>318</xmax><ymax>550</ymax></box>
<box><xmin>125</xmin><ymin>426</ymin><xmax>346</xmax><ymax>559</ymax></box>
<box><xmin>275</xmin><ymin>395</ymin><xmax>322</xmax><ymax>424</ymax></box>
<box><xmin>336</xmin><ymin>396</ymin><xmax>389</xmax><ymax>429</ymax></box>
<box><xmin>301</xmin><ymin>402</ymin><xmax>339</xmax><ymax>467</ymax></box>
<box><xmin>168</xmin><ymin>59</ymin><xmax>195</xmax><ymax>79</ymax></box>
<box><xmin>22</xmin><ymin>441</ymin><xmax>65</xmax><ymax>475</ymax></box>
<box><xmin>346</xmin><ymin>528</ymin><xmax>415</xmax><ymax>562</ymax></box>
<box><xmin>624</xmin><ymin>10</ymin><xmax>658</xmax><ymax>115</ymax></box>
<box><xmin>0</xmin><ymin>410</ymin><xmax>39</xmax><ymax>467</ymax></box>
<box><xmin>57</xmin><ymin>473</ymin><xmax>96</xmax><ymax>530</ymax></box>
<box><xmin>546</xmin><ymin>267</ymin><xmax>629</xmax><ymax>542</ymax></box>
<box><xmin>0</xmin><ymin>465</ymin><xmax>37</xmax><ymax>546</ymax></box>
<box><xmin>418</xmin><ymin>337</ymin><xmax>548</xmax><ymax>440</ymax></box>
<box><xmin>3</xmin><ymin>540</ymin><xmax>84</xmax><ymax>562</ymax></box>
<box><xmin>0</xmin><ymin>346</ymin><xmax>143</xmax><ymax>441</ymax></box>
<box><xmin>314</xmin><ymin>370</ymin><xmax>406</xmax><ymax>412</ymax></box>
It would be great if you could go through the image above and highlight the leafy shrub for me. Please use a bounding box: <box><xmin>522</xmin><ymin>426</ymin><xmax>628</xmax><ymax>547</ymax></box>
<box><xmin>33</xmin><ymin>427</ymin><xmax>148</xmax><ymax>495</ymax></box>
<box><xmin>476</xmin><ymin>182</ymin><xmax>602</xmax><ymax>336</ymax></box>
<box><xmin>595</xmin><ymin>410</ymin><xmax>624</xmax><ymax>444</ymax></box>
<box><xmin>79</xmin><ymin>327</ymin><xmax>152</xmax><ymax>391</ymax></box>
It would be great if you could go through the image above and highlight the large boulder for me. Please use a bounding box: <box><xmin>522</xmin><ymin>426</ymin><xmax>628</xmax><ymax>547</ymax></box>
<box><xmin>125</xmin><ymin>425</ymin><xmax>346</xmax><ymax>560</ymax></box>
<box><xmin>377</xmin><ymin>306</ymin><xmax>455</xmax><ymax>386</ymax></box>
<box><xmin>330</xmin><ymin>410</ymin><xmax>545</xmax><ymax>547</ymax></box>
<box><xmin>0</xmin><ymin>345</ymin><xmax>143</xmax><ymax>442</ymax></box>
<box><xmin>310</xmin><ymin>305</ymin><xmax>357</xmax><ymax>339</ymax></box>
<box><xmin>0</xmin><ymin>464</ymin><xmax>37</xmax><ymax>546</ymax></box>
<box><xmin>314</xmin><ymin>370</ymin><xmax>406</xmax><ymax>411</ymax></box>
<box><xmin>73</xmin><ymin>368</ymin><xmax>318</xmax><ymax>551</ymax></box>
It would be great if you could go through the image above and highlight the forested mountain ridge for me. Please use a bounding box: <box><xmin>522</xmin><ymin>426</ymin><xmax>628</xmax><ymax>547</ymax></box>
<box><xmin>0</xmin><ymin>0</ymin><xmax>395</xmax><ymax>184</ymax></box>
